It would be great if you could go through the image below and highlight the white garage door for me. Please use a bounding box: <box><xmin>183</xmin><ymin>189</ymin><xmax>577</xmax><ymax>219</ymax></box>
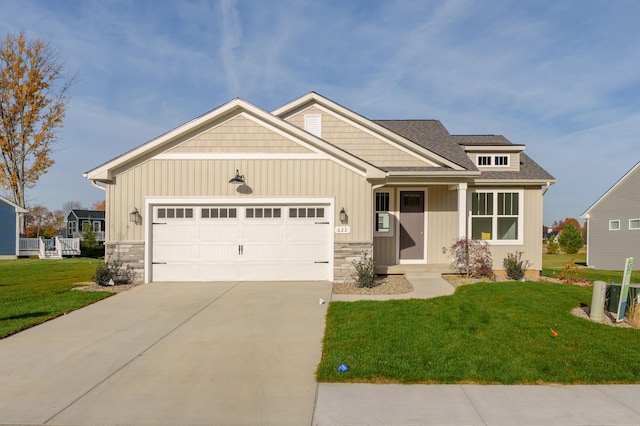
<box><xmin>151</xmin><ymin>204</ymin><xmax>332</xmax><ymax>282</ymax></box>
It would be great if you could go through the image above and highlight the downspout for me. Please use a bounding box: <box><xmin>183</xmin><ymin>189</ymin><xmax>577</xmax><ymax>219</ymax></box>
<box><xmin>91</xmin><ymin>180</ymin><xmax>107</xmax><ymax>191</ymax></box>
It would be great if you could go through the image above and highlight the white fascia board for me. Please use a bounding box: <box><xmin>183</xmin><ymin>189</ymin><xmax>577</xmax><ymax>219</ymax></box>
<box><xmin>85</xmin><ymin>98</ymin><xmax>252</xmax><ymax>181</ymax></box>
<box><xmin>464</xmin><ymin>145</ymin><xmax>525</xmax><ymax>152</ymax></box>
<box><xmin>387</xmin><ymin>170</ymin><xmax>479</xmax><ymax>177</ymax></box>
<box><xmin>273</xmin><ymin>92</ymin><xmax>466</xmax><ymax>171</ymax></box>
<box><xmin>473</xmin><ymin>178</ymin><xmax>557</xmax><ymax>186</ymax></box>
<box><xmin>581</xmin><ymin>160</ymin><xmax>640</xmax><ymax>216</ymax></box>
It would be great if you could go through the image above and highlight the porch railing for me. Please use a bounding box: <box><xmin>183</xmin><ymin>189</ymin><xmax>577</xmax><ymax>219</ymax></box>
<box><xmin>19</xmin><ymin>237</ymin><xmax>81</xmax><ymax>258</ymax></box>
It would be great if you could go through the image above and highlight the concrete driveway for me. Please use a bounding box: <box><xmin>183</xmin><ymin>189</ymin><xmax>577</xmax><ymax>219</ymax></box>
<box><xmin>0</xmin><ymin>281</ymin><xmax>333</xmax><ymax>426</ymax></box>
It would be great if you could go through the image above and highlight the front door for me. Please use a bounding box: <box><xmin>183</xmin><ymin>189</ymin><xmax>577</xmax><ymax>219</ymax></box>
<box><xmin>399</xmin><ymin>191</ymin><xmax>425</xmax><ymax>260</ymax></box>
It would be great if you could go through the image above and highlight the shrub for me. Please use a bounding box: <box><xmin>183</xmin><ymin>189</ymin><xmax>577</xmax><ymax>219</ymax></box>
<box><xmin>503</xmin><ymin>251</ymin><xmax>532</xmax><ymax>281</ymax></box>
<box><xmin>353</xmin><ymin>255</ymin><xmax>376</xmax><ymax>288</ymax></box>
<box><xmin>449</xmin><ymin>238</ymin><xmax>494</xmax><ymax>279</ymax></box>
<box><xmin>558</xmin><ymin>224</ymin><xmax>584</xmax><ymax>254</ymax></box>
<box><xmin>92</xmin><ymin>258</ymin><xmax>135</xmax><ymax>286</ymax></box>
<box><xmin>80</xmin><ymin>223</ymin><xmax>104</xmax><ymax>258</ymax></box>
<box><xmin>558</xmin><ymin>259</ymin><xmax>580</xmax><ymax>283</ymax></box>
<box><xmin>546</xmin><ymin>237</ymin><xmax>559</xmax><ymax>254</ymax></box>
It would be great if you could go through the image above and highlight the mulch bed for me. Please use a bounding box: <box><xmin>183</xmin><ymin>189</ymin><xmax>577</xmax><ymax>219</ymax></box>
<box><xmin>72</xmin><ymin>282</ymin><xmax>143</xmax><ymax>293</ymax></box>
<box><xmin>333</xmin><ymin>275</ymin><xmax>413</xmax><ymax>295</ymax></box>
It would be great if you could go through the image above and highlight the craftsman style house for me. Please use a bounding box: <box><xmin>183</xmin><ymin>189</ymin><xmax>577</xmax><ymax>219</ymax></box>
<box><xmin>85</xmin><ymin>92</ymin><xmax>555</xmax><ymax>283</ymax></box>
<box><xmin>581</xmin><ymin>161</ymin><xmax>640</xmax><ymax>270</ymax></box>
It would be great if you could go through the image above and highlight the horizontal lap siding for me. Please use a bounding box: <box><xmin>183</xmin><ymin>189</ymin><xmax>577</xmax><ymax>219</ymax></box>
<box><xmin>107</xmin><ymin>159</ymin><xmax>371</xmax><ymax>243</ymax></box>
<box><xmin>587</xmin><ymin>169</ymin><xmax>640</xmax><ymax>269</ymax></box>
<box><xmin>285</xmin><ymin>107</ymin><xmax>430</xmax><ymax>168</ymax></box>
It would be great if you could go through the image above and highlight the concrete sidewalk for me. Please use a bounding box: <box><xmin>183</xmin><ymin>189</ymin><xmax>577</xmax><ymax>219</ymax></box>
<box><xmin>313</xmin><ymin>383</ymin><xmax>640</xmax><ymax>425</ymax></box>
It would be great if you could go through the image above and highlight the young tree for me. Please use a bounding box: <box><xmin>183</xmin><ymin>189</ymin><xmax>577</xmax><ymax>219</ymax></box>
<box><xmin>0</xmin><ymin>31</ymin><xmax>75</xmax><ymax>216</ymax></box>
<box><xmin>558</xmin><ymin>223</ymin><xmax>584</xmax><ymax>254</ymax></box>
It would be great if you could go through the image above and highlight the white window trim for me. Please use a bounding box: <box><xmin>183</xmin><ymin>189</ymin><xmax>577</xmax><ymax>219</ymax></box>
<box><xmin>374</xmin><ymin>190</ymin><xmax>395</xmax><ymax>237</ymax></box>
<box><xmin>609</xmin><ymin>220</ymin><xmax>621</xmax><ymax>231</ymax></box>
<box><xmin>629</xmin><ymin>219</ymin><xmax>640</xmax><ymax>230</ymax></box>
<box><xmin>92</xmin><ymin>221</ymin><xmax>101</xmax><ymax>232</ymax></box>
<box><xmin>476</xmin><ymin>154</ymin><xmax>510</xmax><ymax>168</ymax></box>
<box><xmin>468</xmin><ymin>189</ymin><xmax>524</xmax><ymax>245</ymax></box>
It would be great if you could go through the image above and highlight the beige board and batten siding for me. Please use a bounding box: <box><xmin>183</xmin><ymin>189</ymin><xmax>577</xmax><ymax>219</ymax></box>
<box><xmin>586</xmin><ymin>168</ymin><xmax>640</xmax><ymax>270</ymax></box>
<box><xmin>373</xmin><ymin>186</ymin><xmax>459</xmax><ymax>266</ymax></box>
<box><xmin>284</xmin><ymin>107</ymin><xmax>433</xmax><ymax>168</ymax></box>
<box><xmin>106</xmin><ymin>158</ymin><xmax>372</xmax><ymax>243</ymax></box>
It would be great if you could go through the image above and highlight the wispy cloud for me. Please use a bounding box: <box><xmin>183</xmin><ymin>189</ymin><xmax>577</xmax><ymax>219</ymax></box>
<box><xmin>219</xmin><ymin>0</ymin><xmax>242</xmax><ymax>97</ymax></box>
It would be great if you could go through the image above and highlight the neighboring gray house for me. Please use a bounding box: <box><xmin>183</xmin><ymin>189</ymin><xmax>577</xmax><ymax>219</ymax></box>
<box><xmin>581</xmin><ymin>161</ymin><xmax>640</xmax><ymax>270</ymax></box>
<box><xmin>0</xmin><ymin>195</ymin><xmax>27</xmax><ymax>259</ymax></box>
<box><xmin>66</xmin><ymin>209</ymin><xmax>106</xmax><ymax>241</ymax></box>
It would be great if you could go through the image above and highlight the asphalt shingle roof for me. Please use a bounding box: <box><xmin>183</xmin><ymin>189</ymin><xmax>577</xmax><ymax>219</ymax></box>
<box><xmin>373</xmin><ymin>120</ymin><xmax>554</xmax><ymax>181</ymax></box>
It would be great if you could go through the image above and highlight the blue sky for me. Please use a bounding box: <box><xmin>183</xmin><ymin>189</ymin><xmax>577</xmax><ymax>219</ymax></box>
<box><xmin>2</xmin><ymin>0</ymin><xmax>639</xmax><ymax>224</ymax></box>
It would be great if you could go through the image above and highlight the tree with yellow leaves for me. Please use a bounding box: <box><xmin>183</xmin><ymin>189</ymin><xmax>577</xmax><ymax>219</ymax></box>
<box><xmin>0</xmin><ymin>31</ymin><xmax>75</xmax><ymax>220</ymax></box>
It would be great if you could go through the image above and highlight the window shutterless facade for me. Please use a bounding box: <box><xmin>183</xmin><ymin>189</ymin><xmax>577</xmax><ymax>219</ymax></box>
<box><xmin>470</xmin><ymin>190</ymin><xmax>522</xmax><ymax>244</ymax></box>
<box><xmin>609</xmin><ymin>220</ymin><xmax>620</xmax><ymax>231</ymax></box>
<box><xmin>629</xmin><ymin>219</ymin><xmax>640</xmax><ymax>230</ymax></box>
<box><xmin>374</xmin><ymin>191</ymin><xmax>393</xmax><ymax>236</ymax></box>
<box><xmin>476</xmin><ymin>154</ymin><xmax>510</xmax><ymax>167</ymax></box>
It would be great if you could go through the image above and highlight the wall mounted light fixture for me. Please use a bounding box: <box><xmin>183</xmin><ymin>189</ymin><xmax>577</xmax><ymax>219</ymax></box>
<box><xmin>129</xmin><ymin>207</ymin><xmax>141</xmax><ymax>224</ymax></box>
<box><xmin>339</xmin><ymin>207</ymin><xmax>347</xmax><ymax>223</ymax></box>
<box><xmin>229</xmin><ymin>169</ymin><xmax>245</xmax><ymax>184</ymax></box>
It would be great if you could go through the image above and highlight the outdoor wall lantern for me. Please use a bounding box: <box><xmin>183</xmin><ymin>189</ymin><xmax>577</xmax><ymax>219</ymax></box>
<box><xmin>339</xmin><ymin>207</ymin><xmax>347</xmax><ymax>223</ymax></box>
<box><xmin>129</xmin><ymin>207</ymin><xmax>141</xmax><ymax>224</ymax></box>
<box><xmin>229</xmin><ymin>169</ymin><xmax>245</xmax><ymax>184</ymax></box>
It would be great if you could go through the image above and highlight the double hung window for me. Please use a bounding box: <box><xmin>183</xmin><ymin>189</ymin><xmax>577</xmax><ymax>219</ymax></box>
<box><xmin>470</xmin><ymin>190</ymin><xmax>522</xmax><ymax>243</ymax></box>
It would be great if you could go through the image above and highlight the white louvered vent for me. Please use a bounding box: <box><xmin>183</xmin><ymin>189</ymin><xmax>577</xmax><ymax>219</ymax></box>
<box><xmin>304</xmin><ymin>114</ymin><xmax>322</xmax><ymax>137</ymax></box>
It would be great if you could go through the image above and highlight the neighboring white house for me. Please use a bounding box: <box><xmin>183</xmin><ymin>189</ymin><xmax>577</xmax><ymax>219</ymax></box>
<box><xmin>84</xmin><ymin>92</ymin><xmax>555</xmax><ymax>283</ymax></box>
<box><xmin>581</xmin><ymin>161</ymin><xmax>640</xmax><ymax>270</ymax></box>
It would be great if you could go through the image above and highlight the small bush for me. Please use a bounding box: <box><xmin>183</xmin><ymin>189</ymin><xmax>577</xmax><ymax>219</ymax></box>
<box><xmin>353</xmin><ymin>255</ymin><xmax>376</xmax><ymax>288</ymax></box>
<box><xmin>558</xmin><ymin>224</ymin><xmax>584</xmax><ymax>254</ymax></box>
<box><xmin>558</xmin><ymin>259</ymin><xmax>580</xmax><ymax>283</ymax></box>
<box><xmin>92</xmin><ymin>258</ymin><xmax>135</xmax><ymax>286</ymax></box>
<box><xmin>449</xmin><ymin>238</ymin><xmax>494</xmax><ymax>279</ymax></box>
<box><xmin>503</xmin><ymin>251</ymin><xmax>532</xmax><ymax>281</ymax></box>
<box><xmin>546</xmin><ymin>237</ymin><xmax>559</xmax><ymax>254</ymax></box>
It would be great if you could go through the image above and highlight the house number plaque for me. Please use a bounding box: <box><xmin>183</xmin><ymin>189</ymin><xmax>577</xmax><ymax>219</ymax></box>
<box><xmin>335</xmin><ymin>226</ymin><xmax>351</xmax><ymax>234</ymax></box>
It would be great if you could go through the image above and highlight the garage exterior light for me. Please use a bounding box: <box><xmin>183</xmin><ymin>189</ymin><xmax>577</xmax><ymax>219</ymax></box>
<box><xmin>229</xmin><ymin>169</ymin><xmax>245</xmax><ymax>184</ymax></box>
<box><xmin>129</xmin><ymin>208</ymin><xmax>141</xmax><ymax>224</ymax></box>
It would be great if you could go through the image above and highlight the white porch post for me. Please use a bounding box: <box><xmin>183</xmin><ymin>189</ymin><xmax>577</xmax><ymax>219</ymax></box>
<box><xmin>457</xmin><ymin>183</ymin><xmax>467</xmax><ymax>239</ymax></box>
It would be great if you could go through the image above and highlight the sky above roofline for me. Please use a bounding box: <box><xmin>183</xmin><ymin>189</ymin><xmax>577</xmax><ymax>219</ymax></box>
<box><xmin>2</xmin><ymin>0</ymin><xmax>639</xmax><ymax>225</ymax></box>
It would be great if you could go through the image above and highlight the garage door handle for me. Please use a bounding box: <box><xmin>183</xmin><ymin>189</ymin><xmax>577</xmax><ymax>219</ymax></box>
<box><xmin>315</xmin><ymin>221</ymin><xmax>330</xmax><ymax>225</ymax></box>
<box><xmin>153</xmin><ymin>222</ymin><xmax>167</xmax><ymax>225</ymax></box>
<box><xmin>152</xmin><ymin>262</ymin><xmax>167</xmax><ymax>265</ymax></box>
<box><xmin>314</xmin><ymin>261</ymin><xmax>329</xmax><ymax>264</ymax></box>
<box><xmin>238</xmin><ymin>244</ymin><xmax>244</xmax><ymax>255</ymax></box>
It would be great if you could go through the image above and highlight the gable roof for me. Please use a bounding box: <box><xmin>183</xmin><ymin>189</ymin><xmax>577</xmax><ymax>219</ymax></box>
<box><xmin>581</xmin><ymin>160</ymin><xmax>640</xmax><ymax>217</ymax></box>
<box><xmin>84</xmin><ymin>97</ymin><xmax>386</xmax><ymax>183</ymax></box>
<box><xmin>273</xmin><ymin>92</ymin><xmax>472</xmax><ymax>173</ymax></box>
<box><xmin>0</xmin><ymin>195</ymin><xmax>27</xmax><ymax>213</ymax></box>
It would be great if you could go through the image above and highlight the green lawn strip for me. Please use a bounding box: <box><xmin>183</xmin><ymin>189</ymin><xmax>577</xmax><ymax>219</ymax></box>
<box><xmin>318</xmin><ymin>282</ymin><xmax>640</xmax><ymax>384</ymax></box>
<box><xmin>542</xmin><ymin>253</ymin><xmax>640</xmax><ymax>284</ymax></box>
<box><xmin>0</xmin><ymin>258</ymin><xmax>112</xmax><ymax>339</ymax></box>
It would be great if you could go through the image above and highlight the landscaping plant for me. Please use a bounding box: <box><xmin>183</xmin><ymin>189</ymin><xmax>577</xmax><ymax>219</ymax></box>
<box><xmin>92</xmin><ymin>258</ymin><xmax>135</xmax><ymax>286</ymax></box>
<box><xmin>503</xmin><ymin>251</ymin><xmax>532</xmax><ymax>281</ymax></box>
<box><xmin>558</xmin><ymin>223</ymin><xmax>584</xmax><ymax>254</ymax></box>
<box><xmin>449</xmin><ymin>238</ymin><xmax>494</xmax><ymax>278</ymax></box>
<box><xmin>546</xmin><ymin>237</ymin><xmax>559</xmax><ymax>254</ymax></box>
<box><xmin>353</xmin><ymin>254</ymin><xmax>376</xmax><ymax>288</ymax></box>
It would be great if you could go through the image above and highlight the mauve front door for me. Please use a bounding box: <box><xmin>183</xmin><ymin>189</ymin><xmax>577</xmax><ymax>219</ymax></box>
<box><xmin>399</xmin><ymin>191</ymin><xmax>424</xmax><ymax>260</ymax></box>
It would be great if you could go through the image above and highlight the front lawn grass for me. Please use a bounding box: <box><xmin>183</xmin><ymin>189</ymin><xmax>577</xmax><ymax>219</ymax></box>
<box><xmin>542</xmin><ymin>253</ymin><xmax>640</xmax><ymax>283</ymax></box>
<box><xmin>0</xmin><ymin>258</ymin><xmax>112</xmax><ymax>339</ymax></box>
<box><xmin>318</xmin><ymin>281</ymin><xmax>640</xmax><ymax>384</ymax></box>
